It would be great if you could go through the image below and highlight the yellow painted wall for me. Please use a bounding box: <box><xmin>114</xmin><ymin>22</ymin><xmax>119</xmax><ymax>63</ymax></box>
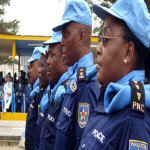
<box><xmin>0</xmin><ymin>112</ymin><xmax>27</xmax><ymax>121</ymax></box>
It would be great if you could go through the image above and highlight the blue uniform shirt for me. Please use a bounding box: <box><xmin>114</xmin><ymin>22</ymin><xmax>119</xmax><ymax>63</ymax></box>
<box><xmin>54</xmin><ymin>53</ymin><xmax>100</xmax><ymax>150</ymax></box>
<box><xmin>33</xmin><ymin>78</ymin><xmax>39</xmax><ymax>89</ymax></box>
<box><xmin>25</xmin><ymin>78</ymin><xmax>45</xmax><ymax>150</ymax></box>
<box><xmin>78</xmin><ymin>70</ymin><xmax>150</xmax><ymax>150</ymax></box>
<box><xmin>39</xmin><ymin>71</ymin><xmax>71</xmax><ymax>150</ymax></box>
<box><xmin>33</xmin><ymin>85</ymin><xmax>50</xmax><ymax>150</ymax></box>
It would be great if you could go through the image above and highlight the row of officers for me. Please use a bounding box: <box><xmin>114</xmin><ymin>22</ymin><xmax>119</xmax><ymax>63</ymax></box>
<box><xmin>25</xmin><ymin>0</ymin><xmax>150</xmax><ymax>150</ymax></box>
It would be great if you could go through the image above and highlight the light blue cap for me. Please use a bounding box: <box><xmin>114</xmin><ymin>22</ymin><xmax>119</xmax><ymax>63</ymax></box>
<box><xmin>53</xmin><ymin>0</ymin><xmax>92</xmax><ymax>32</ymax></box>
<box><xmin>93</xmin><ymin>0</ymin><xmax>150</xmax><ymax>48</ymax></box>
<box><xmin>43</xmin><ymin>45</ymin><xmax>49</xmax><ymax>53</ymax></box>
<box><xmin>27</xmin><ymin>46</ymin><xmax>45</xmax><ymax>63</ymax></box>
<box><xmin>43</xmin><ymin>31</ymin><xmax>62</xmax><ymax>47</ymax></box>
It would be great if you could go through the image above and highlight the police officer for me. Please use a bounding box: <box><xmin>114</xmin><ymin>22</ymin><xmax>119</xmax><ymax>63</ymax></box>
<box><xmin>39</xmin><ymin>31</ymin><xmax>69</xmax><ymax>150</ymax></box>
<box><xmin>25</xmin><ymin>46</ymin><xmax>46</xmax><ymax>150</ymax></box>
<box><xmin>52</xmin><ymin>0</ymin><xmax>100</xmax><ymax>149</ymax></box>
<box><xmin>33</xmin><ymin>46</ymin><xmax>49</xmax><ymax>150</ymax></box>
<box><xmin>78</xmin><ymin>0</ymin><xmax>150</xmax><ymax>149</ymax></box>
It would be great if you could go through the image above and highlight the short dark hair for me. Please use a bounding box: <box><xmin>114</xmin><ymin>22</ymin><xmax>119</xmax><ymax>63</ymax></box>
<box><xmin>114</xmin><ymin>17</ymin><xmax>150</xmax><ymax>79</ymax></box>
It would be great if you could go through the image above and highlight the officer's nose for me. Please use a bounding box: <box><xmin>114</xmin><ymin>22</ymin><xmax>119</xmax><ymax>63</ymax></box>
<box><xmin>96</xmin><ymin>42</ymin><xmax>102</xmax><ymax>56</ymax></box>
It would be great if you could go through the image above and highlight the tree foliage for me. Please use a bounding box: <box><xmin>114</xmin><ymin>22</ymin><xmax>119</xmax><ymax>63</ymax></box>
<box><xmin>0</xmin><ymin>56</ymin><xmax>14</xmax><ymax>65</ymax></box>
<box><xmin>0</xmin><ymin>0</ymin><xmax>19</xmax><ymax>65</ymax></box>
<box><xmin>0</xmin><ymin>0</ymin><xmax>19</xmax><ymax>34</ymax></box>
<box><xmin>0</xmin><ymin>19</ymin><xmax>19</xmax><ymax>34</ymax></box>
<box><xmin>0</xmin><ymin>0</ymin><xmax>10</xmax><ymax>16</ymax></box>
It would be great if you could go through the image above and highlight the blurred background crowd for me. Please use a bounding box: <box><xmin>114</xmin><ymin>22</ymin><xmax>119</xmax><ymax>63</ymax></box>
<box><xmin>0</xmin><ymin>70</ymin><xmax>32</xmax><ymax>113</ymax></box>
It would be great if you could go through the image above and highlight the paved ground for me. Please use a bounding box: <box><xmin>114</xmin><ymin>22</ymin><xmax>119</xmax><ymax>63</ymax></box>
<box><xmin>0</xmin><ymin>121</ymin><xmax>25</xmax><ymax>137</ymax></box>
<box><xmin>0</xmin><ymin>121</ymin><xmax>25</xmax><ymax>149</ymax></box>
<box><xmin>0</xmin><ymin>146</ymin><xmax>24</xmax><ymax>150</ymax></box>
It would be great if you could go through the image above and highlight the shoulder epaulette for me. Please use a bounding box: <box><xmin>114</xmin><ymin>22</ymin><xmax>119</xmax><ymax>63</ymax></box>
<box><xmin>77</xmin><ymin>67</ymin><xmax>86</xmax><ymax>82</ymax></box>
<box><xmin>129</xmin><ymin>81</ymin><xmax>145</xmax><ymax>115</ymax></box>
<box><xmin>63</xmin><ymin>79</ymin><xmax>69</xmax><ymax>90</ymax></box>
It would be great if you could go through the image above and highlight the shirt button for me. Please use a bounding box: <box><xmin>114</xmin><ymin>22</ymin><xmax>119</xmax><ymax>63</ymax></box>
<box><xmin>82</xmin><ymin>144</ymin><xmax>85</xmax><ymax>149</ymax></box>
<box><xmin>57</xmin><ymin>122</ymin><xmax>60</xmax><ymax>126</ymax></box>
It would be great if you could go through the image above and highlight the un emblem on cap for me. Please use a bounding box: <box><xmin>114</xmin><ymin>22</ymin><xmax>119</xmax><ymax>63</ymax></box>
<box><xmin>70</xmin><ymin>79</ymin><xmax>77</xmax><ymax>93</ymax></box>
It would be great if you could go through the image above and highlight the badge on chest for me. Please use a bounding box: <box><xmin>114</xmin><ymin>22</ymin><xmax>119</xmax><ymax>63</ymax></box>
<box><xmin>78</xmin><ymin>103</ymin><xmax>90</xmax><ymax>128</ymax></box>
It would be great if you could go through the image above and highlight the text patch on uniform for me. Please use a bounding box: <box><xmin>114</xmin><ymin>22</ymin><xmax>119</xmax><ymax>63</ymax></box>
<box><xmin>129</xmin><ymin>140</ymin><xmax>148</xmax><ymax>150</ymax></box>
<box><xmin>92</xmin><ymin>129</ymin><xmax>105</xmax><ymax>144</ymax></box>
<box><xmin>78</xmin><ymin>103</ymin><xmax>90</xmax><ymax>128</ymax></box>
<box><xmin>129</xmin><ymin>81</ymin><xmax>145</xmax><ymax>114</ymax></box>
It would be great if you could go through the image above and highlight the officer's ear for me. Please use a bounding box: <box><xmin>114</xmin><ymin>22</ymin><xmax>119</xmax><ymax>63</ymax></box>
<box><xmin>123</xmin><ymin>41</ymin><xmax>135</xmax><ymax>66</ymax></box>
<box><xmin>79</xmin><ymin>30</ymin><xmax>85</xmax><ymax>47</ymax></box>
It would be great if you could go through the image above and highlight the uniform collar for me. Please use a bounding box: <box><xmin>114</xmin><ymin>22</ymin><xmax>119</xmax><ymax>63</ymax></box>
<box><xmin>33</xmin><ymin>78</ymin><xmax>39</xmax><ymax>89</ymax></box>
<box><xmin>95</xmin><ymin>70</ymin><xmax>145</xmax><ymax>114</ymax></box>
<box><xmin>46</xmin><ymin>85</ymin><xmax>50</xmax><ymax>93</ymax></box>
<box><xmin>117</xmin><ymin>70</ymin><xmax>145</xmax><ymax>85</ymax></box>
<box><xmin>50</xmin><ymin>71</ymin><xmax>69</xmax><ymax>103</ymax></box>
<box><xmin>76</xmin><ymin>52</ymin><xmax>93</xmax><ymax>70</ymax></box>
<box><xmin>104</xmin><ymin>70</ymin><xmax>145</xmax><ymax>114</ymax></box>
<box><xmin>67</xmin><ymin>52</ymin><xmax>93</xmax><ymax>77</ymax></box>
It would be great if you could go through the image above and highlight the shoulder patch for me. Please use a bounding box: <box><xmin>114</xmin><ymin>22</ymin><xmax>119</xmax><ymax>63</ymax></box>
<box><xmin>77</xmin><ymin>67</ymin><xmax>86</xmax><ymax>82</ymax></box>
<box><xmin>70</xmin><ymin>79</ymin><xmax>77</xmax><ymax>93</ymax></box>
<box><xmin>129</xmin><ymin>81</ymin><xmax>145</xmax><ymax>114</ymax></box>
<box><xmin>78</xmin><ymin>103</ymin><xmax>90</xmax><ymax>128</ymax></box>
<box><xmin>129</xmin><ymin>140</ymin><xmax>148</xmax><ymax>150</ymax></box>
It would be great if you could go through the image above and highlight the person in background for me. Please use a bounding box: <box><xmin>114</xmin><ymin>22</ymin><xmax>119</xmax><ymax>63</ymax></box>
<box><xmin>8</xmin><ymin>72</ymin><xmax>11</xmax><ymax>77</ymax></box>
<box><xmin>25</xmin><ymin>46</ymin><xmax>44</xmax><ymax>150</ymax></box>
<box><xmin>15</xmin><ymin>77</ymin><xmax>25</xmax><ymax>112</ymax></box>
<box><xmin>3</xmin><ymin>74</ymin><xmax>13</xmax><ymax>112</ymax></box>
<box><xmin>0</xmin><ymin>78</ymin><xmax>4</xmax><ymax>112</ymax></box>
<box><xmin>53</xmin><ymin>0</ymin><xmax>100</xmax><ymax>149</ymax></box>
<box><xmin>24</xmin><ymin>78</ymin><xmax>32</xmax><ymax>112</ymax></box>
<box><xmin>20</xmin><ymin>70</ymin><xmax>27</xmax><ymax>85</ymax></box>
<box><xmin>0</xmin><ymin>72</ymin><xmax>5</xmax><ymax>85</ymax></box>
<box><xmin>14</xmin><ymin>72</ymin><xmax>17</xmax><ymax>85</ymax></box>
<box><xmin>78</xmin><ymin>0</ymin><xmax>150</xmax><ymax>149</ymax></box>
